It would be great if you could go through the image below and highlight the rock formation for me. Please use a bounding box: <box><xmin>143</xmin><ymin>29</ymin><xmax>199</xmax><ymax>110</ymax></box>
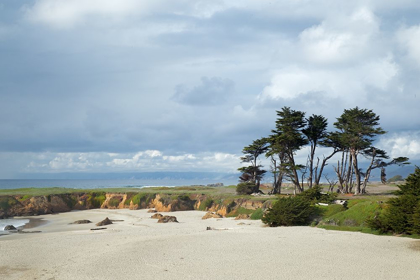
<box><xmin>4</xmin><ymin>225</ymin><xmax>17</xmax><ymax>230</ymax></box>
<box><xmin>157</xmin><ymin>215</ymin><xmax>178</xmax><ymax>223</ymax></box>
<box><xmin>202</xmin><ymin>212</ymin><xmax>223</xmax><ymax>220</ymax></box>
<box><xmin>72</xmin><ymin>220</ymin><xmax>92</xmax><ymax>224</ymax></box>
<box><xmin>96</xmin><ymin>217</ymin><xmax>112</xmax><ymax>226</ymax></box>
<box><xmin>151</xmin><ymin>213</ymin><xmax>163</xmax><ymax>219</ymax></box>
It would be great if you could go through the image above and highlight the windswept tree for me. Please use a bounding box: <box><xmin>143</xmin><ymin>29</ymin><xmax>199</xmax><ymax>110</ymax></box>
<box><xmin>313</xmin><ymin>131</ymin><xmax>345</xmax><ymax>187</ymax></box>
<box><xmin>264</xmin><ymin>136</ymin><xmax>286</xmax><ymax>194</ymax></box>
<box><xmin>238</xmin><ymin>138</ymin><xmax>268</xmax><ymax>193</ymax></box>
<box><xmin>270</xmin><ymin>107</ymin><xmax>308</xmax><ymax>193</ymax></box>
<box><xmin>333</xmin><ymin>107</ymin><xmax>386</xmax><ymax>194</ymax></box>
<box><xmin>361</xmin><ymin>148</ymin><xmax>409</xmax><ymax>192</ymax></box>
<box><xmin>302</xmin><ymin>114</ymin><xmax>328</xmax><ymax>188</ymax></box>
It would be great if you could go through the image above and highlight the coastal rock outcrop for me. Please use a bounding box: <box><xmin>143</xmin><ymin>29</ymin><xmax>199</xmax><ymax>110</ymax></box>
<box><xmin>101</xmin><ymin>194</ymin><xmax>127</xmax><ymax>209</ymax></box>
<box><xmin>4</xmin><ymin>225</ymin><xmax>17</xmax><ymax>230</ymax></box>
<box><xmin>0</xmin><ymin>192</ymin><xmax>273</xmax><ymax>220</ymax></box>
<box><xmin>202</xmin><ymin>212</ymin><xmax>223</xmax><ymax>220</ymax></box>
<box><xmin>151</xmin><ymin>213</ymin><xmax>163</xmax><ymax>219</ymax></box>
<box><xmin>96</xmin><ymin>217</ymin><xmax>112</xmax><ymax>226</ymax></box>
<box><xmin>157</xmin><ymin>215</ymin><xmax>178</xmax><ymax>223</ymax></box>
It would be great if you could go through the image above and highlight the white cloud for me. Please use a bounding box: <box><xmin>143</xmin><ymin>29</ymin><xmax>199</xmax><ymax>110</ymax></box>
<box><xmin>24</xmin><ymin>0</ymin><xmax>152</xmax><ymax>29</ymax></box>
<box><xmin>299</xmin><ymin>7</ymin><xmax>380</xmax><ymax>64</ymax></box>
<box><xmin>17</xmin><ymin>150</ymin><xmax>240</xmax><ymax>173</ymax></box>
<box><xmin>259</xmin><ymin>56</ymin><xmax>399</xmax><ymax>101</ymax></box>
<box><xmin>397</xmin><ymin>24</ymin><xmax>420</xmax><ymax>67</ymax></box>
<box><xmin>378</xmin><ymin>132</ymin><xmax>420</xmax><ymax>160</ymax></box>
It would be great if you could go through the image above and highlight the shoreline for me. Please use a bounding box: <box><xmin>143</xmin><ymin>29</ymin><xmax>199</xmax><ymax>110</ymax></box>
<box><xmin>1</xmin><ymin>209</ymin><xmax>420</xmax><ymax>279</ymax></box>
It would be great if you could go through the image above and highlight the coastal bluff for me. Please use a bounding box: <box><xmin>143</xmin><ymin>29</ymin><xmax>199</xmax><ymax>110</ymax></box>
<box><xmin>0</xmin><ymin>192</ymin><xmax>273</xmax><ymax>219</ymax></box>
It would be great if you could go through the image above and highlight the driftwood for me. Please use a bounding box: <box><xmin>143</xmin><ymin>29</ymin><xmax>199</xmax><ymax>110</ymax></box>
<box><xmin>206</xmin><ymin>227</ymin><xmax>231</xmax><ymax>231</ymax></box>
<box><xmin>90</xmin><ymin>228</ymin><xmax>107</xmax><ymax>231</ymax></box>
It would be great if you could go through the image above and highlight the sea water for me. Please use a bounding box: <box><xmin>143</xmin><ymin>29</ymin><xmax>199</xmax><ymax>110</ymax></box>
<box><xmin>0</xmin><ymin>218</ymin><xmax>29</xmax><ymax>234</ymax></box>
<box><xmin>0</xmin><ymin>178</ymin><xmax>238</xmax><ymax>190</ymax></box>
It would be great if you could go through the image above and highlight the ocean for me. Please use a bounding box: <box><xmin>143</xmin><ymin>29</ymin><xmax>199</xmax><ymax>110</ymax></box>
<box><xmin>0</xmin><ymin>218</ymin><xmax>30</xmax><ymax>234</ymax></box>
<box><xmin>0</xmin><ymin>178</ymin><xmax>238</xmax><ymax>190</ymax></box>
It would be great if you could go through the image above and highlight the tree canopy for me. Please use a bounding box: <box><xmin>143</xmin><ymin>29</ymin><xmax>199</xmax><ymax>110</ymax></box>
<box><xmin>238</xmin><ymin>107</ymin><xmax>409</xmax><ymax>195</ymax></box>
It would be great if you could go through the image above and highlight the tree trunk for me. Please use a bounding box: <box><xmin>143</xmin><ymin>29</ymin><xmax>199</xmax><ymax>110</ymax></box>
<box><xmin>361</xmin><ymin>148</ymin><xmax>376</xmax><ymax>194</ymax></box>
<box><xmin>308</xmin><ymin>143</ymin><xmax>316</xmax><ymax>188</ymax></box>
<box><xmin>315</xmin><ymin>150</ymin><xmax>339</xmax><ymax>186</ymax></box>
<box><xmin>381</xmin><ymin>167</ymin><xmax>386</xmax><ymax>184</ymax></box>
<box><xmin>352</xmin><ymin>150</ymin><xmax>361</xmax><ymax>194</ymax></box>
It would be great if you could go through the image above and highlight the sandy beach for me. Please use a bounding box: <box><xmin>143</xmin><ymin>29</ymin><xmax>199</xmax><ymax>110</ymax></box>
<box><xmin>0</xmin><ymin>209</ymin><xmax>419</xmax><ymax>280</ymax></box>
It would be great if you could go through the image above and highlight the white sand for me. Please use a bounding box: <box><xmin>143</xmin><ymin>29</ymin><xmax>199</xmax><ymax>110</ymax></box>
<box><xmin>0</xmin><ymin>209</ymin><xmax>419</xmax><ymax>280</ymax></box>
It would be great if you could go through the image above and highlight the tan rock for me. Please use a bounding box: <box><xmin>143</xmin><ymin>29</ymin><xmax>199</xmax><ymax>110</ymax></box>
<box><xmin>157</xmin><ymin>215</ymin><xmax>178</xmax><ymax>223</ymax></box>
<box><xmin>151</xmin><ymin>213</ymin><xmax>163</xmax><ymax>219</ymax></box>
<box><xmin>202</xmin><ymin>212</ymin><xmax>223</xmax><ymax>220</ymax></box>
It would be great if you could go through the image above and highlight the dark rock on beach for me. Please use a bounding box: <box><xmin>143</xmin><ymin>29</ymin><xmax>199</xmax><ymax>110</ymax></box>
<box><xmin>96</xmin><ymin>217</ymin><xmax>112</xmax><ymax>226</ymax></box>
<box><xmin>4</xmin><ymin>225</ymin><xmax>17</xmax><ymax>230</ymax></box>
<box><xmin>157</xmin><ymin>215</ymin><xmax>178</xmax><ymax>223</ymax></box>
<box><xmin>72</xmin><ymin>220</ymin><xmax>92</xmax><ymax>224</ymax></box>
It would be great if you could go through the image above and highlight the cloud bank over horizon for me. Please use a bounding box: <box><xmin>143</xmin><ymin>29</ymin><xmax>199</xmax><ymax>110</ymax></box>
<box><xmin>0</xmin><ymin>1</ymin><xmax>419</xmax><ymax>178</ymax></box>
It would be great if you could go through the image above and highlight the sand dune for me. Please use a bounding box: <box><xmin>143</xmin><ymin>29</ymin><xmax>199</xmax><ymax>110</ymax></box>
<box><xmin>0</xmin><ymin>209</ymin><xmax>419</xmax><ymax>279</ymax></box>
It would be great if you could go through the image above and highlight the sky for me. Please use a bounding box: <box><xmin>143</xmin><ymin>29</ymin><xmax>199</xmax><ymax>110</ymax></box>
<box><xmin>0</xmin><ymin>0</ymin><xmax>419</xmax><ymax>178</ymax></box>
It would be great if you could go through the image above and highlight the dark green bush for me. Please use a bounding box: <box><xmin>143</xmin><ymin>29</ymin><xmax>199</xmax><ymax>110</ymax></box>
<box><xmin>250</xmin><ymin>208</ymin><xmax>264</xmax><ymax>220</ymax></box>
<box><xmin>87</xmin><ymin>192</ymin><xmax>106</xmax><ymax>208</ymax></box>
<box><xmin>0</xmin><ymin>196</ymin><xmax>18</xmax><ymax>211</ymax></box>
<box><xmin>236</xmin><ymin>182</ymin><xmax>256</xmax><ymax>195</ymax></box>
<box><xmin>368</xmin><ymin>167</ymin><xmax>420</xmax><ymax>234</ymax></box>
<box><xmin>262</xmin><ymin>196</ymin><xmax>317</xmax><ymax>227</ymax></box>
<box><xmin>298</xmin><ymin>185</ymin><xmax>337</xmax><ymax>204</ymax></box>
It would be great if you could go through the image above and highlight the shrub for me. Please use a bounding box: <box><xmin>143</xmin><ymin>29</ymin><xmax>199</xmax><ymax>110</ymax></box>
<box><xmin>262</xmin><ymin>196</ymin><xmax>316</xmax><ymax>227</ymax></box>
<box><xmin>0</xmin><ymin>196</ymin><xmax>18</xmax><ymax>211</ymax></box>
<box><xmin>129</xmin><ymin>193</ymin><xmax>154</xmax><ymax>206</ymax></box>
<box><xmin>87</xmin><ymin>192</ymin><xmax>106</xmax><ymax>208</ymax></box>
<box><xmin>109</xmin><ymin>197</ymin><xmax>121</xmax><ymax>207</ymax></box>
<box><xmin>226</xmin><ymin>207</ymin><xmax>254</xmax><ymax>217</ymax></box>
<box><xmin>236</xmin><ymin>182</ymin><xmax>256</xmax><ymax>195</ymax></box>
<box><xmin>368</xmin><ymin>167</ymin><xmax>420</xmax><ymax>234</ymax></box>
<box><xmin>250</xmin><ymin>208</ymin><xmax>264</xmax><ymax>220</ymax></box>
<box><xmin>198</xmin><ymin>197</ymin><xmax>214</xmax><ymax>211</ymax></box>
<box><xmin>298</xmin><ymin>185</ymin><xmax>337</xmax><ymax>204</ymax></box>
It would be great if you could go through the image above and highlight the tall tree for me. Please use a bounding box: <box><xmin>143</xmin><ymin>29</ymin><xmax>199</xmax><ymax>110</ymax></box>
<box><xmin>334</xmin><ymin>107</ymin><xmax>386</xmax><ymax>194</ymax></box>
<box><xmin>264</xmin><ymin>136</ymin><xmax>286</xmax><ymax>194</ymax></box>
<box><xmin>238</xmin><ymin>138</ymin><xmax>268</xmax><ymax>192</ymax></box>
<box><xmin>313</xmin><ymin>131</ymin><xmax>344</xmax><ymax>187</ymax></box>
<box><xmin>270</xmin><ymin>107</ymin><xmax>308</xmax><ymax>193</ymax></box>
<box><xmin>302</xmin><ymin>114</ymin><xmax>328</xmax><ymax>188</ymax></box>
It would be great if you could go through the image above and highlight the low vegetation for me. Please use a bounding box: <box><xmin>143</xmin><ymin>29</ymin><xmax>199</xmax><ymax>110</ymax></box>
<box><xmin>368</xmin><ymin>167</ymin><xmax>420</xmax><ymax>235</ymax></box>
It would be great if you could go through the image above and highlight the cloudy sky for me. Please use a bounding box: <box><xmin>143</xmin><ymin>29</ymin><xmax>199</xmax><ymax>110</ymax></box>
<box><xmin>0</xmin><ymin>0</ymin><xmax>419</xmax><ymax>178</ymax></box>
